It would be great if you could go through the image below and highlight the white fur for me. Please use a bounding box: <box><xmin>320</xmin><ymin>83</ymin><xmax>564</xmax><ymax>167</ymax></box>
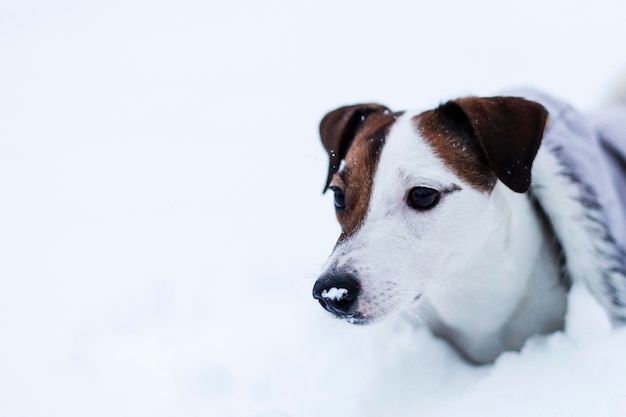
<box><xmin>322</xmin><ymin>113</ymin><xmax>568</xmax><ymax>363</ymax></box>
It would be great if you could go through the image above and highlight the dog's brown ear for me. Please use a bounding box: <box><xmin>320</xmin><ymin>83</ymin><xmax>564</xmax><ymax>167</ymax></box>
<box><xmin>320</xmin><ymin>103</ymin><xmax>391</xmax><ymax>192</ymax></box>
<box><xmin>436</xmin><ymin>97</ymin><xmax>548</xmax><ymax>193</ymax></box>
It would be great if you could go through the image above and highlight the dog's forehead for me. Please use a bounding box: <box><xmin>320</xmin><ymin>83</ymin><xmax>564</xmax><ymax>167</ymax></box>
<box><xmin>334</xmin><ymin>108</ymin><xmax>496</xmax><ymax>239</ymax></box>
<box><xmin>373</xmin><ymin>112</ymin><xmax>456</xmax><ymax>187</ymax></box>
<box><xmin>334</xmin><ymin>111</ymin><xmax>452</xmax><ymax>236</ymax></box>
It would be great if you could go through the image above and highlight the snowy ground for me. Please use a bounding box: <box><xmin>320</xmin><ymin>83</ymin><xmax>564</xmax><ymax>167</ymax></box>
<box><xmin>1</xmin><ymin>1</ymin><xmax>626</xmax><ymax>416</ymax></box>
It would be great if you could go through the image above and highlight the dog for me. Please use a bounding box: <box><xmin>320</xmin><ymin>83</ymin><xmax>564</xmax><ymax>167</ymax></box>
<box><xmin>312</xmin><ymin>89</ymin><xmax>626</xmax><ymax>364</ymax></box>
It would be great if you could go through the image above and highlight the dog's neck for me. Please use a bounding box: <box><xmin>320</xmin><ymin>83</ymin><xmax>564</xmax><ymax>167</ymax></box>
<box><xmin>418</xmin><ymin>182</ymin><xmax>568</xmax><ymax>363</ymax></box>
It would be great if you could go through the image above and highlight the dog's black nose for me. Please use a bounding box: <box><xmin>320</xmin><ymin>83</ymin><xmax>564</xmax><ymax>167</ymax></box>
<box><xmin>312</xmin><ymin>274</ymin><xmax>360</xmax><ymax>317</ymax></box>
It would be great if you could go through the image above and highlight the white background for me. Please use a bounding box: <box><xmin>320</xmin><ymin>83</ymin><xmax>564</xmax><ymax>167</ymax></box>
<box><xmin>1</xmin><ymin>1</ymin><xmax>626</xmax><ymax>416</ymax></box>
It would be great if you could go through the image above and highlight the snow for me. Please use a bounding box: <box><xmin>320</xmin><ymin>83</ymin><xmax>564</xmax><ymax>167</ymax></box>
<box><xmin>1</xmin><ymin>1</ymin><xmax>626</xmax><ymax>416</ymax></box>
<box><xmin>321</xmin><ymin>287</ymin><xmax>348</xmax><ymax>301</ymax></box>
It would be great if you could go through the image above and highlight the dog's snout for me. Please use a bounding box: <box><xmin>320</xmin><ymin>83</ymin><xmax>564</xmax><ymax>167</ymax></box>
<box><xmin>312</xmin><ymin>274</ymin><xmax>360</xmax><ymax>317</ymax></box>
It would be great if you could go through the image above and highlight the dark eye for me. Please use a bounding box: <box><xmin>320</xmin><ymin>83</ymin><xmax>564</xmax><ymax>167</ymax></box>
<box><xmin>408</xmin><ymin>187</ymin><xmax>440</xmax><ymax>210</ymax></box>
<box><xmin>330</xmin><ymin>186</ymin><xmax>346</xmax><ymax>210</ymax></box>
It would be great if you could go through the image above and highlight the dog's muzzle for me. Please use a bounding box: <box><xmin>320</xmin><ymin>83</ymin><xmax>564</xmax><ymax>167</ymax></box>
<box><xmin>312</xmin><ymin>273</ymin><xmax>360</xmax><ymax>319</ymax></box>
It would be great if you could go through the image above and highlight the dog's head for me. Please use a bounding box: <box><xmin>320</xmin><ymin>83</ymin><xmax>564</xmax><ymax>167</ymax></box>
<box><xmin>312</xmin><ymin>97</ymin><xmax>548</xmax><ymax>324</ymax></box>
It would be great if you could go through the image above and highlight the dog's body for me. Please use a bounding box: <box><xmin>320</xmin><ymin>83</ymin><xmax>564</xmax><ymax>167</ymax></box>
<box><xmin>313</xmin><ymin>90</ymin><xmax>626</xmax><ymax>363</ymax></box>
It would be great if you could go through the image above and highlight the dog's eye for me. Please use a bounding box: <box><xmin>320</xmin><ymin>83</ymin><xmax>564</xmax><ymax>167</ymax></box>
<box><xmin>408</xmin><ymin>187</ymin><xmax>440</xmax><ymax>210</ymax></box>
<box><xmin>330</xmin><ymin>186</ymin><xmax>346</xmax><ymax>210</ymax></box>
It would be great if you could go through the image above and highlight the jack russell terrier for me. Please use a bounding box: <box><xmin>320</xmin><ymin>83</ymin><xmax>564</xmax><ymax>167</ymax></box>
<box><xmin>312</xmin><ymin>89</ymin><xmax>626</xmax><ymax>363</ymax></box>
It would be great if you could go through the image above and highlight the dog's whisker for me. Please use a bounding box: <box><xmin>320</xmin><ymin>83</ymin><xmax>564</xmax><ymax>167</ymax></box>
<box><xmin>401</xmin><ymin>310</ymin><xmax>425</xmax><ymax>327</ymax></box>
<box><xmin>415</xmin><ymin>303</ymin><xmax>440</xmax><ymax>324</ymax></box>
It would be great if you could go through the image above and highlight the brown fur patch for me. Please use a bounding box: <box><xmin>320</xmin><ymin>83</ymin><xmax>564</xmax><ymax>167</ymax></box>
<box><xmin>333</xmin><ymin>112</ymin><xmax>400</xmax><ymax>240</ymax></box>
<box><xmin>417</xmin><ymin>97</ymin><xmax>547</xmax><ymax>193</ymax></box>
<box><xmin>413</xmin><ymin>110</ymin><xmax>497</xmax><ymax>193</ymax></box>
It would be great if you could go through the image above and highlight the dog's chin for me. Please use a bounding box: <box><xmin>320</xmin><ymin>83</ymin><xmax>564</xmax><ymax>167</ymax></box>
<box><xmin>344</xmin><ymin>314</ymin><xmax>372</xmax><ymax>325</ymax></box>
<box><xmin>343</xmin><ymin>297</ymin><xmax>422</xmax><ymax>325</ymax></box>
<box><xmin>341</xmin><ymin>310</ymin><xmax>389</xmax><ymax>325</ymax></box>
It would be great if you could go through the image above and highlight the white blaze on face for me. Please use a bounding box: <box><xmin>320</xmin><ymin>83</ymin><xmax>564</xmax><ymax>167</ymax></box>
<box><xmin>324</xmin><ymin>113</ymin><xmax>494</xmax><ymax>322</ymax></box>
